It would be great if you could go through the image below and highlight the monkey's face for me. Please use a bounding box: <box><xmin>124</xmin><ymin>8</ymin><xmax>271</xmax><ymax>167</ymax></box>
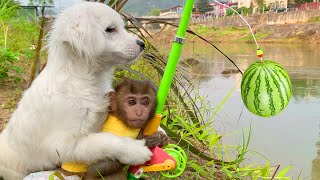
<box><xmin>119</xmin><ymin>94</ymin><xmax>153</xmax><ymax>128</ymax></box>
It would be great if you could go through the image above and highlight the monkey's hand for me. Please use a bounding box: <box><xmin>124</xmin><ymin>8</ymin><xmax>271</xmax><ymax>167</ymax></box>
<box><xmin>116</xmin><ymin>138</ymin><xmax>152</xmax><ymax>165</ymax></box>
<box><xmin>145</xmin><ymin>131</ymin><xmax>169</xmax><ymax>148</ymax></box>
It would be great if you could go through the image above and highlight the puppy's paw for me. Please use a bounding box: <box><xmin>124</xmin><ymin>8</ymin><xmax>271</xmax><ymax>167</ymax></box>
<box><xmin>117</xmin><ymin>139</ymin><xmax>152</xmax><ymax>165</ymax></box>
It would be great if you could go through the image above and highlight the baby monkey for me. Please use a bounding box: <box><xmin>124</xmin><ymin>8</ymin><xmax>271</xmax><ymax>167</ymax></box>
<box><xmin>109</xmin><ymin>78</ymin><xmax>168</xmax><ymax>146</ymax></box>
<box><xmin>85</xmin><ymin>78</ymin><xmax>169</xmax><ymax>179</ymax></box>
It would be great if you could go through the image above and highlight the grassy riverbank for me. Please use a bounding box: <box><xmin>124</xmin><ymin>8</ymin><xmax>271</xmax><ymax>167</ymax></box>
<box><xmin>156</xmin><ymin>22</ymin><xmax>320</xmax><ymax>45</ymax></box>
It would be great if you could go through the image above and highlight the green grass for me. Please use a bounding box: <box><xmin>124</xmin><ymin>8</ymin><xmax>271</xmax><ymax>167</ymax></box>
<box><xmin>0</xmin><ymin>18</ymin><xmax>38</xmax><ymax>83</ymax></box>
<box><xmin>0</xmin><ymin>18</ymin><xmax>39</xmax><ymax>53</ymax></box>
<box><xmin>0</xmin><ymin>0</ymin><xmax>20</xmax><ymax>19</ymax></box>
<box><xmin>193</xmin><ymin>26</ymin><xmax>247</xmax><ymax>36</ymax></box>
<box><xmin>219</xmin><ymin>27</ymin><xmax>247</xmax><ymax>36</ymax></box>
<box><xmin>308</xmin><ymin>16</ymin><xmax>320</xmax><ymax>23</ymax></box>
<box><xmin>237</xmin><ymin>31</ymin><xmax>271</xmax><ymax>42</ymax></box>
<box><xmin>194</xmin><ymin>25</ymin><xmax>218</xmax><ymax>34</ymax></box>
<box><xmin>189</xmin><ymin>26</ymin><xmax>254</xmax><ymax>42</ymax></box>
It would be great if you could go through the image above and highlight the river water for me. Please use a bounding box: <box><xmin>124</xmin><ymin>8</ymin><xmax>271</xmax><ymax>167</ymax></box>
<box><xmin>160</xmin><ymin>42</ymin><xmax>320</xmax><ymax>179</ymax></box>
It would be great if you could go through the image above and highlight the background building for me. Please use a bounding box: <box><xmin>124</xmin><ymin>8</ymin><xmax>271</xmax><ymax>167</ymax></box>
<box><xmin>160</xmin><ymin>6</ymin><xmax>183</xmax><ymax>17</ymax></box>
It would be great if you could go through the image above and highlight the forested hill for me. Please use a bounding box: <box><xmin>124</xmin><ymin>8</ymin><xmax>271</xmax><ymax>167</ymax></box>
<box><xmin>123</xmin><ymin>0</ymin><xmax>182</xmax><ymax>16</ymax></box>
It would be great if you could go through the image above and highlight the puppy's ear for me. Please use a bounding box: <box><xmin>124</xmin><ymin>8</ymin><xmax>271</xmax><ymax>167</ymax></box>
<box><xmin>58</xmin><ymin>13</ymin><xmax>105</xmax><ymax>60</ymax></box>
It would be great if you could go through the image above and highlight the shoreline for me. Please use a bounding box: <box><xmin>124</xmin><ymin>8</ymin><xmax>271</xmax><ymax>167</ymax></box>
<box><xmin>154</xmin><ymin>21</ymin><xmax>320</xmax><ymax>45</ymax></box>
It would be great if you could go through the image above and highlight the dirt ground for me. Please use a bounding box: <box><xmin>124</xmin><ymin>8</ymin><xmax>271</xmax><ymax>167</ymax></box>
<box><xmin>0</xmin><ymin>81</ymin><xmax>26</xmax><ymax>131</ymax></box>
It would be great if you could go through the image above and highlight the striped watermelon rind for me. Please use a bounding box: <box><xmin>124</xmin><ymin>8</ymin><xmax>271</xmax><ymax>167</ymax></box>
<box><xmin>241</xmin><ymin>60</ymin><xmax>292</xmax><ymax>117</ymax></box>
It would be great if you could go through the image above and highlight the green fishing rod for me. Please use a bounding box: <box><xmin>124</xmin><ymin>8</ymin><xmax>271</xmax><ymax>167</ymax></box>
<box><xmin>127</xmin><ymin>1</ymin><xmax>195</xmax><ymax>179</ymax></box>
<box><xmin>144</xmin><ymin>0</ymin><xmax>195</xmax><ymax>135</ymax></box>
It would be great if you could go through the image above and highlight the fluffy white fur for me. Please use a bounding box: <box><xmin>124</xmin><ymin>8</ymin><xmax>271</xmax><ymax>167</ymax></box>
<box><xmin>0</xmin><ymin>2</ymin><xmax>152</xmax><ymax>179</ymax></box>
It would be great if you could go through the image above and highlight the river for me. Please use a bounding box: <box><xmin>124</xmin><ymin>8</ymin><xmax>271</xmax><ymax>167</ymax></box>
<box><xmin>159</xmin><ymin>42</ymin><xmax>320</xmax><ymax>179</ymax></box>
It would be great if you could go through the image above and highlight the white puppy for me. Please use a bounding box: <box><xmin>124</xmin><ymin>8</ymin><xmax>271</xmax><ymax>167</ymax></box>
<box><xmin>0</xmin><ymin>2</ymin><xmax>152</xmax><ymax>179</ymax></box>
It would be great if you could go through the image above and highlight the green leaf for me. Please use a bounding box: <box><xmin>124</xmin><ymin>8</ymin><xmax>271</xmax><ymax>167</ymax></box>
<box><xmin>190</xmin><ymin>162</ymin><xmax>208</xmax><ymax>177</ymax></box>
<box><xmin>184</xmin><ymin>123</ymin><xmax>209</xmax><ymax>137</ymax></box>
<box><xmin>209</xmin><ymin>131</ymin><xmax>221</xmax><ymax>146</ymax></box>
<box><xmin>11</xmin><ymin>65</ymin><xmax>23</xmax><ymax>73</ymax></box>
<box><xmin>14</xmin><ymin>77</ymin><xmax>22</xmax><ymax>83</ymax></box>
<box><xmin>209</xmin><ymin>80</ymin><xmax>240</xmax><ymax>119</ymax></box>
<box><xmin>197</xmin><ymin>128</ymin><xmax>211</xmax><ymax>140</ymax></box>
<box><xmin>261</xmin><ymin>162</ymin><xmax>270</xmax><ymax>177</ymax></box>
<box><xmin>277</xmin><ymin>165</ymin><xmax>292</xmax><ymax>177</ymax></box>
<box><xmin>0</xmin><ymin>72</ymin><xmax>9</xmax><ymax>78</ymax></box>
<box><xmin>48</xmin><ymin>171</ymin><xmax>65</xmax><ymax>180</ymax></box>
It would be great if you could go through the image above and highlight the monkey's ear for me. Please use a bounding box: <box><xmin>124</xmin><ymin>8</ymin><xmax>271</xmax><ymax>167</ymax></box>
<box><xmin>107</xmin><ymin>91</ymin><xmax>117</xmax><ymax>112</ymax></box>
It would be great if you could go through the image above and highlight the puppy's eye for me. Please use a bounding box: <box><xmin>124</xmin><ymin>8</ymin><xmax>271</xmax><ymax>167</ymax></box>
<box><xmin>105</xmin><ymin>26</ymin><xmax>116</xmax><ymax>33</ymax></box>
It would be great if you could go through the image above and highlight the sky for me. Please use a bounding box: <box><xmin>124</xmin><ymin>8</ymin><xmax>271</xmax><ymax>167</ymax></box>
<box><xmin>19</xmin><ymin>0</ymin><xmax>83</xmax><ymax>10</ymax></box>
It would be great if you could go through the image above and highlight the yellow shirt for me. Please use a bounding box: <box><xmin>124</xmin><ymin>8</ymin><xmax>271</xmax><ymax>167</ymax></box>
<box><xmin>101</xmin><ymin>114</ymin><xmax>140</xmax><ymax>139</ymax></box>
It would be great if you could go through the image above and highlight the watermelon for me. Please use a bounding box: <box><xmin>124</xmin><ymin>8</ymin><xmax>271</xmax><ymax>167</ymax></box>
<box><xmin>241</xmin><ymin>60</ymin><xmax>292</xmax><ymax>117</ymax></box>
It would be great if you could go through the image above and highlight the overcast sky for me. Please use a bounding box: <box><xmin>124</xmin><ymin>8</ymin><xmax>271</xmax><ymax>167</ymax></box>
<box><xmin>19</xmin><ymin>0</ymin><xmax>83</xmax><ymax>10</ymax></box>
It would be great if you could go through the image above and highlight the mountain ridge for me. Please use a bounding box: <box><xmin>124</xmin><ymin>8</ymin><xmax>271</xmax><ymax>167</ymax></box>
<box><xmin>123</xmin><ymin>0</ymin><xmax>183</xmax><ymax>16</ymax></box>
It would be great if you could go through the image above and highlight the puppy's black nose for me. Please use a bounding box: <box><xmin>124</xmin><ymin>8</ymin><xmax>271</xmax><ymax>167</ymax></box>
<box><xmin>136</xmin><ymin>40</ymin><xmax>145</xmax><ymax>51</ymax></box>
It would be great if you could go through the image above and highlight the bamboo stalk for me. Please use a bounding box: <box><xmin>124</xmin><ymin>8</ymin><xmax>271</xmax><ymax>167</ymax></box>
<box><xmin>108</xmin><ymin>0</ymin><xmax>116</xmax><ymax>7</ymax></box>
<box><xmin>113</xmin><ymin>0</ymin><xmax>121</xmax><ymax>9</ymax></box>
<box><xmin>116</xmin><ymin>0</ymin><xmax>128</xmax><ymax>11</ymax></box>
<box><xmin>28</xmin><ymin>7</ymin><xmax>46</xmax><ymax>87</ymax></box>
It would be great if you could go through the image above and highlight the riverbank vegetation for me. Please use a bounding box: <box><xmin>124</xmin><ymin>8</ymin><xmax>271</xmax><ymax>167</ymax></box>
<box><xmin>309</xmin><ymin>16</ymin><xmax>320</xmax><ymax>22</ymax></box>
<box><xmin>0</xmin><ymin>0</ymin><xmax>295</xmax><ymax>179</ymax></box>
<box><xmin>156</xmin><ymin>23</ymin><xmax>319</xmax><ymax>45</ymax></box>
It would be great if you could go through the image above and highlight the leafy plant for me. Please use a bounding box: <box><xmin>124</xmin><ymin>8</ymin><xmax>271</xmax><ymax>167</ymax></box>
<box><xmin>226</xmin><ymin>6</ymin><xmax>253</xmax><ymax>16</ymax></box>
<box><xmin>309</xmin><ymin>16</ymin><xmax>320</xmax><ymax>23</ymax></box>
<box><xmin>0</xmin><ymin>4</ymin><xmax>41</xmax><ymax>84</ymax></box>
<box><xmin>28</xmin><ymin>0</ymin><xmax>54</xmax><ymax>6</ymax></box>
<box><xmin>0</xmin><ymin>47</ymin><xmax>23</xmax><ymax>82</ymax></box>
<box><xmin>294</xmin><ymin>0</ymin><xmax>312</xmax><ymax>4</ymax></box>
<box><xmin>0</xmin><ymin>21</ymin><xmax>23</xmax><ymax>82</ymax></box>
<box><xmin>148</xmin><ymin>6</ymin><xmax>160</xmax><ymax>16</ymax></box>
<box><xmin>195</xmin><ymin>0</ymin><xmax>211</xmax><ymax>14</ymax></box>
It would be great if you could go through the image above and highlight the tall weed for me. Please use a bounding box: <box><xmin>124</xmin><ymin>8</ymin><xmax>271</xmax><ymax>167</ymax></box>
<box><xmin>0</xmin><ymin>17</ymin><xmax>38</xmax><ymax>82</ymax></box>
<box><xmin>0</xmin><ymin>0</ymin><xmax>20</xmax><ymax>19</ymax></box>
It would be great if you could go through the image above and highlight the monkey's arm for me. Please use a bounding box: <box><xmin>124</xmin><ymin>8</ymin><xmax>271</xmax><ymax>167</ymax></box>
<box><xmin>138</xmin><ymin>130</ymin><xmax>169</xmax><ymax>148</ymax></box>
<box><xmin>157</xmin><ymin>126</ymin><xmax>167</xmax><ymax>135</ymax></box>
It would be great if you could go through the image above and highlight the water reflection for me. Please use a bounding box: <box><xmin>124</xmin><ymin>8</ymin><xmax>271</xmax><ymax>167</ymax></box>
<box><xmin>171</xmin><ymin>42</ymin><xmax>320</xmax><ymax>178</ymax></box>
<box><xmin>312</xmin><ymin>141</ymin><xmax>320</xmax><ymax>179</ymax></box>
<box><xmin>292</xmin><ymin>79</ymin><xmax>320</xmax><ymax>103</ymax></box>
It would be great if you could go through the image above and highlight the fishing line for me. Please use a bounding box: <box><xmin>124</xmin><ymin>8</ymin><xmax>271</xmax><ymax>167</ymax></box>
<box><xmin>211</xmin><ymin>0</ymin><xmax>264</xmax><ymax>61</ymax></box>
<box><xmin>212</xmin><ymin>0</ymin><xmax>260</xmax><ymax>50</ymax></box>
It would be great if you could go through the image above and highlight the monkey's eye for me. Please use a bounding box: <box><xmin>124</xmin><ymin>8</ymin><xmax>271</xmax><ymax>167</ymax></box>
<box><xmin>105</xmin><ymin>26</ymin><xmax>116</xmax><ymax>33</ymax></box>
<box><xmin>141</xmin><ymin>99</ymin><xmax>150</xmax><ymax>106</ymax></box>
<box><xmin>128</xmin><ymin>99</ymin><xmax>136</xmax><ymax>106</ymax></box>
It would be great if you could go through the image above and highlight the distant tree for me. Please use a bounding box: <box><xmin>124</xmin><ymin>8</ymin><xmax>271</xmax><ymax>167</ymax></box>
<box><xmin>148</xmin><ymin>6</ymin><xmax>160</xmax><ymax>16</ymax></box>
<box><xmin>28</xmin><ymin>0</ymin><xmax>54</xmax><ymax>6</ymax></box>
<box><xmin>195</xmin><ymin>0</ymin><xmax>211</xmax><ymax>14</ymax></box>
<box><xmin>226</xmin><ymin>8</ymin><xmax>235</xmax><ymax>16</ymax></box>
<box><xmin>294</xmin><ymin>0</ymin><xmax>312</xmax><ymax>4</ymax></box>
